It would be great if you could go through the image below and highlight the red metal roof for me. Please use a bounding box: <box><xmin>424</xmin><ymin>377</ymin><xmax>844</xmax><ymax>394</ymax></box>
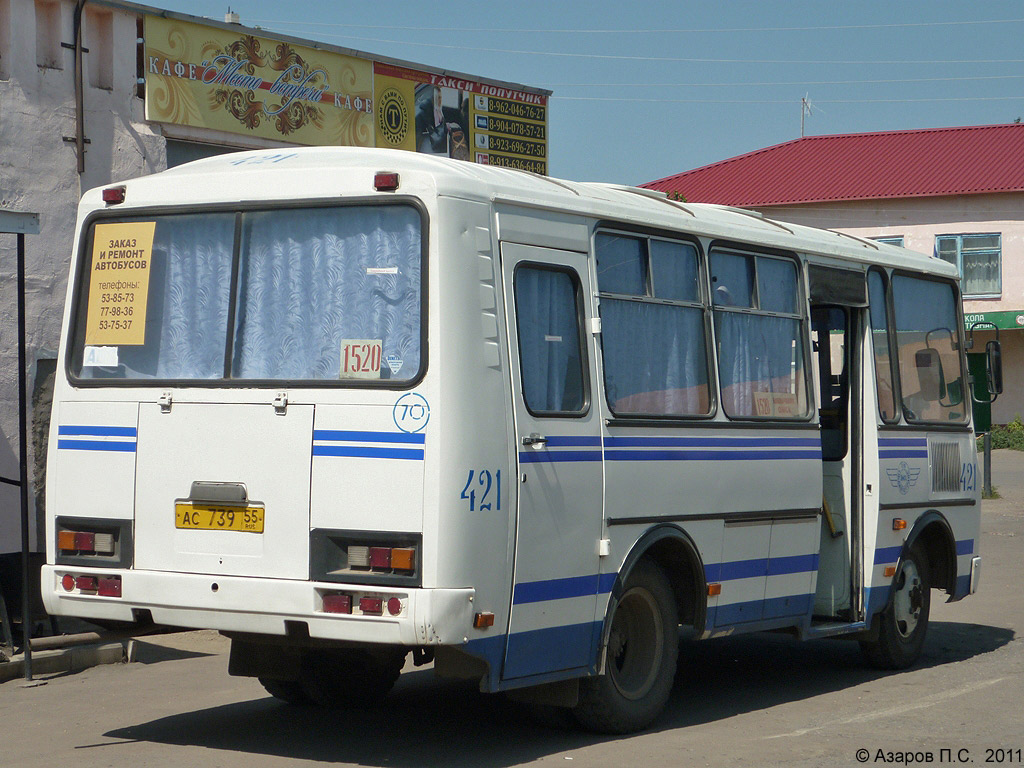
<box><xmin>642</xmin><ymin>123</ymin><xmax>1024</xmax><ymax>207</ymax></box>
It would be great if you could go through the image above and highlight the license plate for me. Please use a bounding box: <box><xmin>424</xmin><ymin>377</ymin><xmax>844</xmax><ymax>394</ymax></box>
<box><xmin>174</xmin><ymin>503</ymin><xmax>265</xmax><ymax>533</ymax></box>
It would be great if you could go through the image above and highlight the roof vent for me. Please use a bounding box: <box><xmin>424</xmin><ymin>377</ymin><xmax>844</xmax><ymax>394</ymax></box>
<box><xmin>225</xmin><ymin>8</ymin><xmax>240</xmax><ymax>24</ymax></box>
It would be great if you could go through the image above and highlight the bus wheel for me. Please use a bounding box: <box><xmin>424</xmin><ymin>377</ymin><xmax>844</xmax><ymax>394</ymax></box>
<box><xmin>573</xmin><ymin>560</ymin><xmax>679</xmax><ymax>733</ymax></box>
<box><xmin>300</xmin><ymin>647</ymin><xmax>407</xmax><ymax>708</ymax></box>
<box><xmin>860</xmin><ymin>547</ymin><xmax>931</xmax><ymax>670</ymax></box>
<box><xmin>258</xmin><ymin>677</ymin><xmax>310</xmax><ymax>705</ymax></box>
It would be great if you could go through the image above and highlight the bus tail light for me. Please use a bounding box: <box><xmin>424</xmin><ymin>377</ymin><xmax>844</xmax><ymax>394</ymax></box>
<box><xmin>102</xmin><ymin>185</ymin><xmax>126</xmax><ymax>204</ymax></box>
<box><xmin>55</xmin><ymin>518</ymin><xmax>128</xmax><ymax>564</ymax></box>
<box><xmin>310</xmin><ymin>530</ymin><xmax>421</xmax><ymax>586</ymax></box>
<box><xmin>369</xmin><ymin>547</ymin><xmax>391</xmax><ymax>569</ymax></box>
<box><xmin>374</xmin><ymin>172</ymin><xmax>400</xmax><ymax>192</ymax></box>
<box><xmin>319</xmin><ymin>591</ymin><xmax>405</xmax><ymax>617</ymax></box>
<box><xmin>59</xmin><ymin>572</ymin><xmax>122</xmax><ymax>596</ymax></box>
<box><xmin>323</xmin><ymin>594</ymin><xmax>352</xmax><ymax>614</ymax></box>
<box><xmin>359</xmin><ymin>597</ymin><xmax>384</xmax><ymax>615</ymax></box>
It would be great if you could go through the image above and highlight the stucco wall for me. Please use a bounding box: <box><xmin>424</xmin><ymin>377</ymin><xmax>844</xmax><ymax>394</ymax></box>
<box><xmin>0</xmin><ymin>0</ymin><xmax>166</xmax><ymax>553</ymax></box>
<box><xmin>757</xmin><ymin>194</ymin><xmax>1024</xmax><ymax>425</ymax></box>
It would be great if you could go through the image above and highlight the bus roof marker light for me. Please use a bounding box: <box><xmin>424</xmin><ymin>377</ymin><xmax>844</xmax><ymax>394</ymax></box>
<box><xmin>102</xmin><ymin>186</ymin><xmax>126</xmax><ymax>204</ymax></box>
<box><xmin>374</xmin><ymin>172</ymin><xmax>400</xmax><ymax>192</ymax></box>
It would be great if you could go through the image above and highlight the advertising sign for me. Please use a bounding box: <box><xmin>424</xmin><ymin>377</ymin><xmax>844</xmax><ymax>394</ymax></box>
<box><xmin>85</xmin><ymin>221</ymin><xmax>156</xmax><ymax>346</ymax></box>
<box><xmin>144</xmin><ymin>16</ymin><xmax>374</xmax><ymax>147</ymax></box>
<box><xmin>144</xmin><ymin>15</ymin><xmax>549</xmax><ymax>171</ymax></box>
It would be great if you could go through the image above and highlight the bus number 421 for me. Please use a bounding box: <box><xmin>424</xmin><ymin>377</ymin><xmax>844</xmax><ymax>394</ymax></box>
<box><xmin>460</xmin><ymin>469</ymin><xmax>501</xmax><ymax>512</ymax></box>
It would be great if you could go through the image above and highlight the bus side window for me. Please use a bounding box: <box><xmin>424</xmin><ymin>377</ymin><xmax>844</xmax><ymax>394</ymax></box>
<box><xmin>891</xmin><ymin>275</ymin><xmax>968</xmax><ymax>424</ymax></box>
<box><xmin>712</xmin><ymin>250</ymin><xmax>808</xmax><ymax>420</ymax></box>
<box><xmin>513</xmin><ymin>265</ymin><xmax>588</xmax><ymax>415</ymax></box>
<box><xmin>595</xmin><ymin>233</ymin><xmax>711</xmax><ymax>417</ymax></box>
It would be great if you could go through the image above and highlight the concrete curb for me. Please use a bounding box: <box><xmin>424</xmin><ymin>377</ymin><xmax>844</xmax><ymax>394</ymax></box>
<box><xmin>0</xmin><ymin>640</ymin><xmax>136</xmax><ymax>684</ymax></box>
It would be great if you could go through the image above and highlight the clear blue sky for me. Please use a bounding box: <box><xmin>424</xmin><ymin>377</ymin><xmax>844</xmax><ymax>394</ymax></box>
<box><xmin>169</xmin><ymin>1</ymin><xmax>1024</xmax><ymax>185</ymax></box>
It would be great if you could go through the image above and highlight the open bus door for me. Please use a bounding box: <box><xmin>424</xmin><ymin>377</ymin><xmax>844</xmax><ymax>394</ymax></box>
<box><xmin>809</xmin><ymin>266</ymin><xmax>872</xmax><ymax>624</ymax></box>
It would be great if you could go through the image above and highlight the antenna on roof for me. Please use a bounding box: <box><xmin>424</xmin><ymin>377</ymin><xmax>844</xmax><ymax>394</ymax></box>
<box><xmin>800</xmin><ymin>94</ymin><xmax>823</xmax><ymax>137</ymax></box>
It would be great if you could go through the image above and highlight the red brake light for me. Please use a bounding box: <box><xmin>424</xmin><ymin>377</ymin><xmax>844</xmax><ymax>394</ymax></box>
<box><xmin>102</xmin><ymin>186</ymin><xmax>126</xmax><ymax>204</ymax></box>
<box><xmin>387</xmin><ymin>597</ymin><xmax>402</xmax><ymax>616</ymax></box>
<box><xmin>369</xmin><ymin>547</ymin><xmax>391</xmax><ymax>569</ymax></box>
<box><xmin>75</xmin><ymin>575</ymin><xmax>99</xmax><ymax>592</ymax></box>
<box><xmin>97</xmin><ymin>577</ymin><xmax>122</xmax><ymax>597</ymax></box>
<box><xmin>74</xmin><ymin>532</ymin><xmax>95</xmax><ymax>552</ymax></box>
<box><xmin>61</xmin><ymin>574</ymin><xmax>75</xmax><ymax>591</ymax></box>
<box><xmin>323</xmin><ymin>594</ymin><xmax>352</xmax><ymax>614</ymax></box>
<box><xmin>359</xmin><ymin>597</ymin><xmax>383</xmax><ymax>615</ymax></box>
<box><xmin>374</xmin><ymin>172</ymin><xmax>399</xmax><ymax>192</ymax></box>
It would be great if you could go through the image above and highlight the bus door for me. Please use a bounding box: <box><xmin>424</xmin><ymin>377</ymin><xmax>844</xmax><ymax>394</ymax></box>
<box><xmin>809</xmin><ymin>265</ymin><xmax>872</xmax><ymax>622</ymax></box>
<box><xmin>499</xmin><ymin>242</ymin><xmax>605</xmax><ymax>680</ymax></box>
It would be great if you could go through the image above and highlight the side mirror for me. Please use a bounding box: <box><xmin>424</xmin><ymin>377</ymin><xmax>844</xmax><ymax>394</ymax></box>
<box><xmin>986</xmin><ymin>339</ymin><xmax>1003</xmax><ymax>395</ymax></box>
<box><xmin>914</xmin><ymin>347</ymin><xmax>946</xmax><ymax>401</ymax></box>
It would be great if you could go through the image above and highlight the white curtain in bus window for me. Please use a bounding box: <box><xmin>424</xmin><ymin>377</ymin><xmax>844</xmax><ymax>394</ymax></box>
<box><xmin>892</xmin><ymin>276</ymin><xmax>967</xmax><ymax>423</ymax></box>
<box><xmin>867</xmin><ymin>270</ymin><xmax>897</xmax><ymax>421</ymax></box>
<box><xmin>232</xmin><ymin>206</ymin><xmax>422</xmax><ymax>381</ymax></box>
<box><xmin>712</xmin><ymin>252</ymin><xmax>807</xmax><ymax>419</ymax></box>
<box><xmin>514</xmin><ymin>266</ymin><xmax>586</xmax><ymax>414</ymax></box>
<box><xmin>601</xmin><ymin>299</ymin><xmax>709</xmax><ymax>415</ymax></box>
<box><xmin>76</xmin><ymin>213</ymin><xmax>235</xmax><ymax>380</ymax></box>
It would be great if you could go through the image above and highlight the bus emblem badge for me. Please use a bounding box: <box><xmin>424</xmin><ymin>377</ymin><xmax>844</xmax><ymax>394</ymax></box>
<box><xmin>886</xmin><ymin>462</ymin><xmax>921</xmax><ymax>495</ymax></box>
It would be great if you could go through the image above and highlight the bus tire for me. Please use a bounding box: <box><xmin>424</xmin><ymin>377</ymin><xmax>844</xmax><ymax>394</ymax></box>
<box><xmin>860</xmin><ymin>546</ymin><xmax>931</xmax><ymax>670</ymax></box>
<box><xmin>258</xmin><ymin>677</ymin><xmax>310</xmax><ymax>705</ymax></box>
<box><xmin>573</xmin><ymin>560</ymin><xmax>679</xmax><ymax>734</ymax></box>
<box><xmin>300</xmin><ymin>647</ymin><xmax>406</xmax><ymax>708</ymax></box>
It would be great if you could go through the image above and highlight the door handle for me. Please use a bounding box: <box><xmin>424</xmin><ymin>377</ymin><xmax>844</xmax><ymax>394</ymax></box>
<box><xmin>522</xmin><ymin>433</ymin><xmax>548</xmax><ymax>448</ymax></box>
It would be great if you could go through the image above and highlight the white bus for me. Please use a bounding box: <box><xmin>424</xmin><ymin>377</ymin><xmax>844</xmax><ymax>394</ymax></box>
<box><xmin>42</xmin><ymin>148</ymin><xmax>999</xmax><ymax>733</ymax></box>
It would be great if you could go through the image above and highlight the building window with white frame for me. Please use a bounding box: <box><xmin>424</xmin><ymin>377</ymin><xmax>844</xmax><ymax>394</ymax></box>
<box><xmin>873</xmin><ymin>236</ymin><xmax>904</xmax><ymax>247</ymax></box>
<box><xmin>935</xmin><ymin>234</ymin><xmax>1001</xmax><ymax>298</ymax></box>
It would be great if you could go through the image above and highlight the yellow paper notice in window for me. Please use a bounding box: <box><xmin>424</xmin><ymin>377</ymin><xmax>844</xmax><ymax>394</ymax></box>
<box><xmin>84</xmin><ymin>221</ymin><xmax>156</xmax><ymax>346</ymax></box>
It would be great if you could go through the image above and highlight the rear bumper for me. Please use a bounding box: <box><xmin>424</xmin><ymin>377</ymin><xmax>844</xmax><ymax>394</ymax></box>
<box><xmin>41</xmin><ymin>565</ymin><xmax>475</xmax><ymax>646</ymax></box>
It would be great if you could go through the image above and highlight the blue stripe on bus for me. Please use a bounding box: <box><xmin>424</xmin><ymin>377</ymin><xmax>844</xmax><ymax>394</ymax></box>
<box><xmin>57</xmin><ymin>439</ymin><xmax>136</xmax><ymax>453</ymax></box>
<box><xmin>878</xmin><ymin>450</ymin><xmax>929</xmax><ymax>458</ymax></box>
<box><xmin>518</xmin><ymin>450</ymin><xmax>603</xmax><ymax>463</ymax></box>
<box><xmin>513</xmin><ymin>573</ymin><xmax>616</xmax><ymax>604</ymax></box>
<box><xmin>313</xmin><ymin>430</ymin><xmax>425</xmax><ymax>444</ymax></box>
<box><xmin>604</xmin><ymin>436</ymin><xmax>821</xmax><ymax>448</ymax></box>
<box><xmin>58</xmin><ymin>425</ymin><xmax>137</xmax><ymax>437</ymax></box>
<box><xmin>874</xmin><ymin>539</ymin><xmax>973</xmax><ymax>566</ymax></box>
<box><xmin>873</xmin><ymin>545</ymin><xmax>905</xmax><ymax>565</ymax></box>
<box><xmin>767</xmin><ymin>553</ymin><xmax>820</xmax><ymax>576</ymax></box>
<box><xmin>312</xmin><ymin>445</ymin><xmax>424</xmax><ymax>460</ymax></box>
<box><xmin>545</xmin><ymin>436</ymin><xmax>603</xmax><ymax>447</ymax></box>
<box><xmin>604</xmin><ymin>449</ymin><xmax>822</xmax><ymax>462</ymax></box>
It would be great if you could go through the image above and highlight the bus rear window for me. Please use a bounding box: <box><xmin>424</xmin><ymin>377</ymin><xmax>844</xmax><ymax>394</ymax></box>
<box><xmin>70</xmin><ymin>204</ymin><xmax>423</xmax><ymax>385</ymax></box>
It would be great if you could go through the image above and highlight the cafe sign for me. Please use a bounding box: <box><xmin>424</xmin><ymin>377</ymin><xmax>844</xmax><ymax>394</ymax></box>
<box><xmin>144</xmin><ymin>16</ymin><xmax>374</xmax><ymax>147</ymax></box>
